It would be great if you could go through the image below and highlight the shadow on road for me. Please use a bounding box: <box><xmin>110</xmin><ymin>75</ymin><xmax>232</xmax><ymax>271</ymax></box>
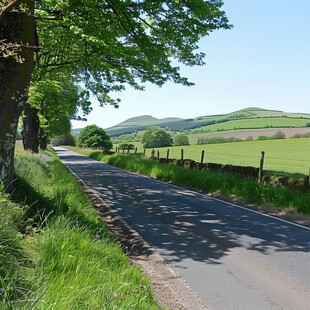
<box><xmin>55</xmin><ymin>148</ymin><xmax>310</xmax><ymax>266</ymax></box>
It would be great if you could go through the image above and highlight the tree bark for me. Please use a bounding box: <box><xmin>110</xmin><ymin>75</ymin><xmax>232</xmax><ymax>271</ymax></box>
<box><xmin>39</xmin><ymin>127</ymin><xmax>48</xmax><ymax>150</ymax></box>
<box><xmin>0</xmin><ymin>1</ymin><xmax>35</xmax><ymax>188</ymax></box>
<box><xmin>21</xmin><ymin>103</ymin><xmax>39</xmax><ymax>153</ymax></box>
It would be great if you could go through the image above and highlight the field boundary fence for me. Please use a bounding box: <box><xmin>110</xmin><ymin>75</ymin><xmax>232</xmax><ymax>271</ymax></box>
<box><xmin>112</xmin><ymin>145</ymin><xmax>310</xmax><ymax>191</ymax></box>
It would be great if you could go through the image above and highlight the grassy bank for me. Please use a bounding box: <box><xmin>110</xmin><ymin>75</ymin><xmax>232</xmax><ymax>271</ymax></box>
<box><xmin>0</xmin><ymin>146</ymin><xmax>159</xmax><ymax>309</ymax></box>
<box><xmin>66</xmin><ymin>147</ymin><xmax>310</xmax><ymax>215</ymax></box>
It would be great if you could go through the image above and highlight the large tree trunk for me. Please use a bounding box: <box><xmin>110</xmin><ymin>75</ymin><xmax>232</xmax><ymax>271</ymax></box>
<box><xmin>22</xmin><ymin>103</ymin><xmax>40</xmax><ymax>153</ymax></box>
<box><xmin>39</xmin><ymin>127</ymin><xmax>48</xmax><ymax>150</ymax></box>
<box><xmin>0</xmin><ymin>1</ymin><xmax>35</xmax><ymax>188</ymax></box>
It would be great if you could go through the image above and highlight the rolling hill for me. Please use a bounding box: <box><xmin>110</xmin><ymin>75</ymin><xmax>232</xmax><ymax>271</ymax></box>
<box><xmin>104</xmin><ymin>108</ymin><xmax>310</xmax><ymax>137</ymax></box>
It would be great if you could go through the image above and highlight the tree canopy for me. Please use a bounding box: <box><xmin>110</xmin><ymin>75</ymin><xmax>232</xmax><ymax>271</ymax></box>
<box><xmin>0</xmin><ymin>0</ymin><xmax>230</xmax><ymax>185</ymax></box>
<box><xmin>174</xmin><ymin>133</ymin><xmax>190</xmax><ymax>146</ymax></box>
<box><xmin>78</xmin><ymin>125</ymin><xmax>113</xmax><ymax>150</ymax></box>
<box><xmin>142</xmin><ymin>126</ymin><xmax>173</xmax><ymax>148</ymax></box>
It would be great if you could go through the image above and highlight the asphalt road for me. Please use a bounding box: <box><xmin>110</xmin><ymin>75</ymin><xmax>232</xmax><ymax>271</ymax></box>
<box><xmin>55</xmin><ymin>147</ymin><xmax>310</xmax><ymax>310</ymax></box>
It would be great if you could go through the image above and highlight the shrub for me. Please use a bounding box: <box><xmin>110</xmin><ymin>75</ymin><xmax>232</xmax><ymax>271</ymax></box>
<box><xmin>197</xmin><ymin>136</ymin><xmax>243</xmax><ymax>145</ymax></box>
<box><xmin>256</xmin><ymin>135</ymin><xmax>269</xmax><ymax>141</ymax></box>
<box><xmin>270</xmin><ymin>131</ymin><xmax>286</xmax><ymax>139</ymax></box>
<box><xmin>302</xmin><ymin>132</ymin><xmax>310</xmax><ymax>138</ymax></box>
<box><xmin>245</xmin><ymin>136</ymin><xmax>253</xmax><ymax>141</ymax></box>
<box><xmin>78</xmin><ymin>125</ymin><xmax>112</xmax><ymax>150</ymax></box>
<box><xmin>292</xmin><ymin>134</ymin><xmax>302</xmax><ymax>138</ymax></box>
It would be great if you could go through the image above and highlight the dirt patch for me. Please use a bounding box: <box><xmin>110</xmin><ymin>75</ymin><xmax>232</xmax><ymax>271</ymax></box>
<box><xmin>190</xmin><ymin>127</ymin><xmax>310</xmax><ymax>142</ymax></box>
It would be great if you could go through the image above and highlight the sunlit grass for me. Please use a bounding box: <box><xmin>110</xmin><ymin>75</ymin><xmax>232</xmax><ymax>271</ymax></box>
<box><xmin>0</xmin><ymin>146</ymin><xmax>159</xmax><ymax>309</ymax></box>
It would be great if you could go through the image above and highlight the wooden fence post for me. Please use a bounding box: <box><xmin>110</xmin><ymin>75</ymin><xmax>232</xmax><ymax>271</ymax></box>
<box><xmin>151</xmin><ymin>149</ymin><xmax>155</xmax><ymax>157</ymax></box>
<box><xmin>127</xmin><ymin>149</ymin><xmax>130</xmax><ymax>154</ymax></box>
<box><xmin>135</xmin><ymin>147</ymin><xmax>137</xmax><ymax>154</ymax></box>
<box><xmin>181</xmin><ymin>149</ymin><xmax>184</xmax><ymax>160</ymax></box>
<box><xmin>258</xmin><ymin>151</ymin><xmax>265</xmax><ymax>183</ymax></box>
<box><xmin>144</xmin><ymin>149</ymin><xmax>146</xmax><ymax>156</ymax></box>
<box><xmin>167</xmin><ymin>149</ymin><xmax>169</xmax><ymax>160</ymax></box>
<box><xmin>201</xmin><ymin>150</ymin><xmax>205</xmax><ymax>164</ymax></box>
<box><xmin>157</xmin><ymin>150</ymin><xmax>160</xmax><ymax>158</ymax></box>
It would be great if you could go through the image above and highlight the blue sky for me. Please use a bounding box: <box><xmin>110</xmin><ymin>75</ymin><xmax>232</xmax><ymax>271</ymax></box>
<box><xmin>72</xmin><ymin>0</ymin><xmax>310</xmax><ymax>129</ymax></box>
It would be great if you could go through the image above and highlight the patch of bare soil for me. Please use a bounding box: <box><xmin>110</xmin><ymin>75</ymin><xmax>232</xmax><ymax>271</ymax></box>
<box><xmin>67</xmin><ymin>167</ymin><xmax>208</xmax><ymax>310</ymax></box>
<box><xmin>194</xmin><ymin>127</ymin><xmax>310</xmax><ymax>141</ymax></box>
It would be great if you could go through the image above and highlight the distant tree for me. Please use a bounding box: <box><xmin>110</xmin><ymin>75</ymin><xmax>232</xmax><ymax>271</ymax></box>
<box><xmin>174</xmin><ymin>134</ymin><xmax>190</xmax><ymax>146</ymax></box>
<box><xmin>142</xmin><ymin>127</ymin><xmax>173</xmax><ymax>148</ymax></box>
<box><xmin>245</xmin><ymin>136</ymin><xmax>254</xmax><ymax>141</ymax></box>
<box><xmin>119</xmin><ymin>143</ymin><xmax>135</xmax><ymax>151</ymax></box>
<box><xmin>78</xmin><ymin>125</ymin><xmax>112</xmax><ymax>150</ymax></box>
<box><xmin>51</xmin><ymin>133</ymin><xmax>76</xmax><ymax>147</ymax></box>
<box><xmin>256</xmin><ymin>136</ymin><xmax>269</xmax><ymax>141</ymax></box>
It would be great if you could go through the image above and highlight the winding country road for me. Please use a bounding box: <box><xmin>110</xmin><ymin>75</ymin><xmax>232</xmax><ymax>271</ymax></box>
<box><xmin>54</xmin><ymin>147</ymin><xmax>310</xmax><ymax>310</ymax></box>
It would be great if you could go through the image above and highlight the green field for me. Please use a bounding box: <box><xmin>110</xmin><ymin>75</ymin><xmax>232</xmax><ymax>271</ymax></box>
<box><xmin>120</xmin><ymin>139</ymin><xmax>310</xmax><ymax>175</ymax></box>
<box><xmin>187</xmin><ymin>118</ymin><xmax>310</xmax><ymax>134</ymax></box>
<box><xmin>193</xmin><ymin>108</ymin><xmax>310</xmax><ymax>123</ymax></box>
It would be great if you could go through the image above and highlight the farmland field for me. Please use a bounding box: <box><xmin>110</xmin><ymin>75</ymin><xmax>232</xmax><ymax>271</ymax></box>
<box><xmin>186</xmin><ymin>127</ymin><xmax>310</xmax><ymax>144</ymax></box>
<box><xmin>120</xmin><ymin>139</ymin><xmax>310</xmax><ymax>175</ymax></box>
<box><xmin>187</xmin><ymin>117</ymin><xmax>310</xmax><ymax>134</ymax></box>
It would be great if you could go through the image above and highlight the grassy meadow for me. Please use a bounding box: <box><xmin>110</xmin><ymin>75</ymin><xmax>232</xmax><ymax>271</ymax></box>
<box><xmin>113</xmin><ymin>138</ymin><xmax>310</xmax><ymax>176</ymax></box>
<box><xmin>187</xmin><ymin>117</ymin><xmax>310</xmax><ymax>134</ymax></box>
<box><xmin>0</xmin><ymin>143</ymin><xmax>159</xmax><ymax>309</ymax></box>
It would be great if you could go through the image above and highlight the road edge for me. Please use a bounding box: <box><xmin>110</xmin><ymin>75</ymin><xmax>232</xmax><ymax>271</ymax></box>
<box><xmin>57</xmin><ymin>154</ymin><xmax>209</xmax><ymax>310</ymax></box>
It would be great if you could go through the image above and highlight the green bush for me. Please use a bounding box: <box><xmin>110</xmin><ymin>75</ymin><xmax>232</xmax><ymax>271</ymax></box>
<box><xmin>256</xmin><ymin>135</ymin><xmax>269</xmax><ymax>141</ymax></box>
<box><xmin>270</xmin><ymin>131</ymin><xmax>286</xmax><ymax>139</ymax></box>
<box><xmin>245</xmin><ymin>136</ymin><xmax>254</xmax><ymax>141</ymax></box>
<box><xmin>197</xmin><ymin>136</ymin><xmax>243</xmax><ymax>145</ymax></box>
<box><xmin>292</xmin><ymin>133</ymin><xmax>302</xmax><ymax>138</ymax></box>
<box><xmin>78</xmin><ymin>125</ymin><xmax>112</xmax><ymax>150</ymax></box>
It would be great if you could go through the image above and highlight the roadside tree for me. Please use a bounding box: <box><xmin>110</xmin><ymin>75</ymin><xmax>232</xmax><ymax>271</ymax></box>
<box><xmin>78</xmin><ymin>125</ymin><xmax>112</xmax><ymax>150</ymax></box>
<box><xmin>0</xmin><ymin>0</ymin><xmax>230</xmax><ymax>185</ymax></box>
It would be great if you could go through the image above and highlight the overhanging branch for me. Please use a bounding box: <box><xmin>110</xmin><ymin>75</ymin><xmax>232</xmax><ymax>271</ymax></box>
<box><xmin>0</xmin><ymin>0</ymin><xmax>23</xmax><ymax>17</ymax></box>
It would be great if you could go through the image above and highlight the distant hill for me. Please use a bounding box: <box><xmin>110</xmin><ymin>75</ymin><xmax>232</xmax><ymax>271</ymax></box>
<box><xmin>118</xmin><ymin>115</ymin><xmax>158</xmax><ymax>125</ymax></box>
<box><xmin>73</xmin><ymin>108</ymin><xmax>310</xmax><ymax>137</ymax></box>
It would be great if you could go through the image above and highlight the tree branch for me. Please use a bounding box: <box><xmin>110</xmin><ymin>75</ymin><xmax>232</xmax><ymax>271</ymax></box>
<box><xmin>0</xmin><ymin>0</ymin><xmax>23</xmax><ymax>17</ymax></box>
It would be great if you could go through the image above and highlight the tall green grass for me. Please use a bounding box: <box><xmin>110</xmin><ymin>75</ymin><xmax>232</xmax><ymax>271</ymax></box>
<box><xmin>68</xmin><ymin>147</ymin><xmax>310</xmax><ymax>215</ymax></box>
<box><xmin>0</xmin><ymin>148</ymin><xmax>159</xmax><ymax>309</ymax></box>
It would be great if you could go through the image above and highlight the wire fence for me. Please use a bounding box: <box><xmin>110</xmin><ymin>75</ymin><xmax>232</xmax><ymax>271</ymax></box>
<box><xmin>115</xmin><ymin>145</ymin><xmax>310</xmax><ymax>176</ymax></box>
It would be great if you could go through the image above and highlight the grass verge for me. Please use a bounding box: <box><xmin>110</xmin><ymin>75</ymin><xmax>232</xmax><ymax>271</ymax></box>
<box><xmin>0</xmin><ymin>146</ymin><xmax>160</xmax><ymax>309</ymax></box>
<box><xmin>66</xmin><ymin>146</ymin><xmax>310</xmax><ymax>215</ymax></box>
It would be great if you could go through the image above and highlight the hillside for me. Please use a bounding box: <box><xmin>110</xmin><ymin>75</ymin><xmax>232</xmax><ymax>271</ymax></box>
<box><xmin>105</xmin><ymin>107</ymin><xmax>310</xmax><ymax>137</ymax></box>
